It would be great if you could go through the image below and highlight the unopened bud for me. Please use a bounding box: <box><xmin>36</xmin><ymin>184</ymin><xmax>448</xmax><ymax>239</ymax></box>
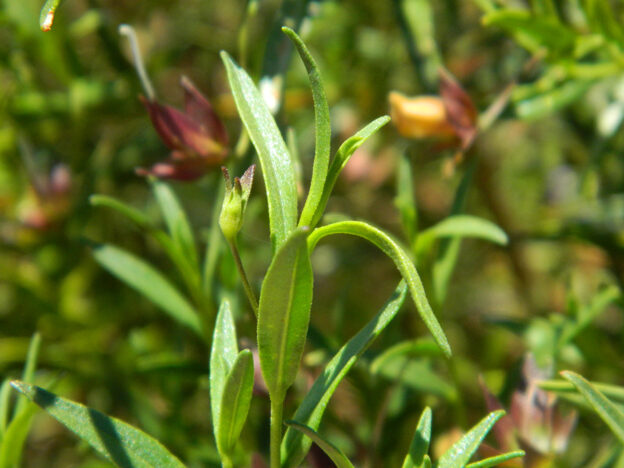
<box><xmin>389</xmin><ymin>92</ymin><xmax>456</xmax><ymax>139</ymax></box>
<box><xmin>219</xmin><ymin>165</ymin><xmax>255</xmax><ymax>241</ymax></box>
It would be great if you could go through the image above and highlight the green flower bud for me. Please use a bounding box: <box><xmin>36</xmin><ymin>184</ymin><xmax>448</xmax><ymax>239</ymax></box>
<box><xmin>219</xmin><ymin>165</ymin><xmax>255</xmax><ymax>241</ymax></box>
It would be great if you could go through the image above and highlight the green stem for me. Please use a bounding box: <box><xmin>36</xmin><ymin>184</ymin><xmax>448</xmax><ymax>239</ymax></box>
<box><xmin>227</xmin><ymin>239</ymin><xmax>259</xmax><ymax>316</ymax></box>
<box><xmin>270</xmin><ymin>398</ymin><xmax>284</xmax><ymax>468</ymax></box>
<box><xmin>222</xmin><ymin>456</ymin><xmax>234</xmax><ymax>468</ymax></box>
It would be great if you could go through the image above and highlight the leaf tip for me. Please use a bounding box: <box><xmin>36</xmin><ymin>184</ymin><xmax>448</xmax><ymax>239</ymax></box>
<box><xmin>10</xmin><ymin>380</ymin><xmax>29</xmax><ymax>396</ymax></box>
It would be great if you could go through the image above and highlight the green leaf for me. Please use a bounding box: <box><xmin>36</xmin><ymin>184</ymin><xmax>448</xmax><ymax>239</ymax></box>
<box><xmin>11</xmin><ymin>381</ymin><xmax>185</xmax><ymax>468</ymax></box>
<box><xmin>465</xmin><ymin>450</ymin><xmax>525</xmax><ymax>468</ymax></box>
<box><xmin>217</xmin><ymin>350</ymin><xmax>254</xmax><ymax>457</ymax></box>
<box><xmin>395</xmin><ymin>154</ymin><xmax>418</xmax><ymax>245</ymax></box>
<box><xmin>282</xmin><ymin>283</ymin><xmax>408</xmax><ymax>467</ymax></box>
<box><xmin>371</xmin><ymin>339</ymin><xmax>444</xmax><ymax>375</ymax></box>
<box><xmin>415</xmin><ymin>214</ymin><xmax>508</xmax><ymax>255</ymax></box>
<box><xmin>539</xmin><ymin>379</ymin><xmax>624</xmax><ymax>403</ymax></box>
<box><xmin>90</xmin><ymin>195</ymin><xmax>154</xmax><ymax>229</ymax></box>
<box><xmin>151</xmin><ymin>179</ymin><xmax>198</xmax><ymax>269</ymax></box>
<box><xmin>258</xmin><ymin>227</ymin><xmax>313</xmax><ymax>403</ymax></box>
<box><xmin>0</xmin><ymin>380</ymin><xmax>11</xmax><ymax>436</ymax></box>
<box><xmin>482</xmin><ymin>10</ymin><xmax>576</xmax><ymax>55</ymax></box>
<box><xmin>93</xmin><ymin>244</ymin><xmax>202</xmax><ymax>335</ymax></box>
<box><xmin>437</xmin><ymin>410</ymin><xmax>505</xmax><ymax>468</ymax></box>
<box><xmin>221</xmin><ymin>51</ymin><xmax>297</xmax><ymax>248</ymax></box>
<box><xmin>284</xmin><ymin>421</ymin><xmax>355</xmax><ymax>468</ymax></box>
<box><xmin>514</xmin><ymin>79</ymin><xmax>593</xmax><ymax>120</ymax></box>
<box><xmin>402</xmin><ymin>407</ymin><xmax>432</xmax><ymax>468</ymax></box>
<box><xmin>562</xmin><ymin>371</ymin><xmax>624</xmax><ymax>443</ymax></box>
<box><xmin>282</xmin><ymin>27</ymin><xmax>331</xmax><ymax>229</ymax></box>
<box><xmin>308</xmin><ymin>221</ymin><xmax>451</xmax><ymax>357</ymax></box>
<box><xmin>39</xmin><ymin>0</ymin><xmax>63</xmax><ymax>31</ymax></box>
<box><xmin>0</xmin><ymin>398</ymin><xmax>39</xmax><ymax>468</ymax></box>
<box><xmin>309</xmin><ymin>116</ymin><xmax>390</xmax><ymax>228</ymax></box>
<box><xmin>210</xmin><ymin>300</ymin><xmax>239</xmax><ymax>445</ymax></box>
<box><xmin>14</xmin><ymin>332</ymin><xmax>41</xmax><ymax>416</ymax></box>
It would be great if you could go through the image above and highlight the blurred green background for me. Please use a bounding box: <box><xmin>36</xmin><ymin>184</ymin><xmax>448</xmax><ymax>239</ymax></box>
<box><xmin>1</xmin><ymin>0</ymin><xmax>624</xmax><ymax>466</ymax></box>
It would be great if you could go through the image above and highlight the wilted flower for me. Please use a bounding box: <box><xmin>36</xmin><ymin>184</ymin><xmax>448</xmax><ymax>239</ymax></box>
<box><xmin>389</xmin><ymin>69</ymin><xmax>478</xmax><ymax>150</ymax></box>
<box><xmin>120</xmin><ymin>24</ymin><xmax>228</xmax><ymax>181</ymax></box>
<box><xmin>480</xmin><ymin>355</ymin><xmax>577</xmax><ymax>468</ymax></box>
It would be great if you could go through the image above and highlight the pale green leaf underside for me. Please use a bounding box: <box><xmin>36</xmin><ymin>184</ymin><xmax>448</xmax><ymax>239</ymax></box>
<box><xmin>465</xmin><ymin>450</ymin><xmax>525</xmax><ymax>468</ymax></box>
<box><xmin>217</xmin><ymin>350</ymin><xmax>254</xmax><ymax>457</ymax></box>
<box><xmin>285</xmin><ymin>421</ymin><xmax>355</xmax><ymax>468</ymax></box>
<box><xmin>210</xmin><ymin>300</ymin><xmax>239</xmax><ymax>445</ymax></box>
<box><xmin>562</xmin><ymin>371</ymin><xmax>624</xmax><ymax>443</ymax></box>
<box><xmin>437</xmin><ymin>410</ymin><xmax>505</xmax><ymax>468</ymax></box>
<box><xmin>308</xmin><ymin>221</ymin><xmax>451</xmax><ymax>357</ymax></box>
<box><xmin>11</xmin><ymin>381</ymin><xmax>185</xmax><ymax>468</ymax></box>
<box><xmin>402</xmin><ymin>406</ymin><xmax>432</xmax><ymax>468</ymax></box>
<box><xmin>92</xmin><ymin>244</ymin><xmax>202</xmax><ymax>335</ymax></box>
<box><xmin>282</xmin><ymin>283</ymin><xmax>408</xmax><ymax>467</ymax></box>
<box><xmin>258</xmin><ymin>227</ymin><xmax>313</xmax><ymax>402</ymax></box>
<box><xmin>221</xmin><ymin>51</ymin><xmax>297</xmax><ymax>248</ymax></box>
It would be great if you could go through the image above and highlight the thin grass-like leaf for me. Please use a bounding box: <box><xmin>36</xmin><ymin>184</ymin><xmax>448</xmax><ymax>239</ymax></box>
<box><xmin>39</xmin><ymin>0</ymin><xmax>63</xmax><ymax>31</ymax></box>
<box><xmin>0</xmin><ymin>380</ymin><xmax>11</xmax><ymax>436</ymax></box>
<box><xmin>562</xmin><ymin>371</ymin><xmax>624</xmax><ymax>443</ymax></box>
<box><xmin>282</xmin><ymin>27</ymin><xmax>331</xmax><ymax>229</ymax></box>
<box><xmin>370</xmin><ymin>339</ymin><xmax>444</xmax><ymax>375</ymax></box>
<box><xmin>308</xmin><ymin>221</ymin><xmax>451</xmax><ymax>357</ymax></box>
<box><xmin>221</xmin><ymin>51</ymin><xmax>297</xmax><ymax>248</ymax></box>
<box><xmin>90</xmin><ymin>195</ymin><xmax>154</xmax><ymax>229</ymax></box>
<box><xmin>151</xmin><ymin>179</ymin><xmax>198</xmax><ymax>269</ymax></box>
<box><xmin>93</xmin><ymin>244</ymin><xmax>202</xmax><ymax>335</ymax></box>
<box><xmin>217</xmin><ymin>350</ymin><xmax>254</xmax><ymax>457</ymax></box>
<box><xmin>282</xmin><ymin>283</ymin><xmax>408</xmax><ymax>467</ymax></box>
<box><xmin>210</xmin><ymin>300</ymin><xmax>239</xmax><ymax>446</ymax></box>
<box><xmin>402</xmin><ymin>407</ymin><xmax>432</xmax><ymax>468</ymax></box>
<box><xmin>395</xmin><ymin>154</ymin><xmax>418</xmax><ymax>245</ymax></box>
<box><xmin>11</xmin><ymin>381</ymin><xmax>185</xmax><ymax>468</ymax></box>
<box><xmin>465</xmin><ymin>450</ymin><xmax>525</xmax><ymax>468</ymax></box>
<box><xmin>285</xmin><ymin>421</ymin><xmax>355</xmax><ymax>468</ymax></box>
<box><xmin>539</xmin><ymin>379</ymin><xmax>624</xmax><ymax>403</ymax></box>
<box><xmin>309</xmin><ymin>116</ymin><xmax>390</xmax><ymax>228</ymax></box>
<box><xmin>0</xmin><ymin>400</ymin><xmax>38</xmax><ymax>468</ymax></box>
<box><xmin>437</xmin><ymin>410</ymin><xmax>505</xmax><ymax>468</ymax></box>
<box><xmin>14</xmin><ymin>332</ymin><xmax>40</xmax><ymax>416</ymax></box>
<box><xmin>258</xmin><ymin>227</ymin><xmax>313</xmax><ymax>403</ymax></box>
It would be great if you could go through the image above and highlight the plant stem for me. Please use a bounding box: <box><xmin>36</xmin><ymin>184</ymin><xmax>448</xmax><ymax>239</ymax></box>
<box><xmin>222</xmin><ymin>456</ymin><xmax>234</xmax><ymax>468</ymax></box>
<box><xmin>270</xmin><ymin>398</ymin><xmax>284</xmax><ymax>468</ymax></box>
<box><xmin>227</xmin><ymin>238</ymin><xmax>259</xmax><ymax>316</ymax></box>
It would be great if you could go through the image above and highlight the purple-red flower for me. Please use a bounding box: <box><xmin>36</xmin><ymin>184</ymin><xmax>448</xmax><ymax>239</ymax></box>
<box><xmin>136</xmin><ymin>76</ymin><xmax>228</xmax><ymax>181</ymax></box>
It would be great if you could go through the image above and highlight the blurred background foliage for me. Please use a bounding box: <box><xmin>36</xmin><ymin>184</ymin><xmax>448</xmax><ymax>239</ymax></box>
<box><xmin>1</xmin><ymin>0</ymin><xmax>624</xmax><ymax>466</ymax></box>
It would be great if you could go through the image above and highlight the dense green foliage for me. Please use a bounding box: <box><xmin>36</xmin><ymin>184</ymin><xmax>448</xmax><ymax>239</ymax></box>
<box><xmin>2</xmin><ymin>1</ymin><xmax>624</xmax><ymax>467</ymax></box>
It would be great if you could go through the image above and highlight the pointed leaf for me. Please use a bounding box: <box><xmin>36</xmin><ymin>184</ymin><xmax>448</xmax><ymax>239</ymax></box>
<box><xmin>221</xmin><ymin>51</ymin><xmax>297</xmax><ymax>248</ymax></box>
<box><xmin>210</xmin><ymin>300</ymin><xmax>239</xmax><ymax>442</ymax></box>
<box><xmin>39</xmin><ymin>0</ymin><xmax>63</xmax><ymax>31</ymax></box>
<box><xmin>285</xmin><ymin>421</ymin><xmax>355</xmax><ymax>468</ymax></box>
<box><xmin>466</xmin><ymin>450</ymin><xmax>525</xmax><ymax>468</ymax></box>
<box><xmin>11</xmin><ymin>381</ymin><xmax>185</xmax><ymax>468</ymax></box>
<box><xmin>437</xmin><ymin>410</ymin><xmax>505</xmax><ymax>468</ymax></box>
<box><xmin>90</xmin><ymin>195</ymin><xmax>154</xmax><ymax>229</ymax></box>
<box><xmin>0</xmin><ymin>400</ymin><xmax>38</xmax><ymax>468</ymax></box>
<box><xmin>539</xmin><ymin>379</ymin><xmax>624</xmax><ymax>404</ymax></box>
<box><xmin>92</xmin><ymin>244</ymin><xmax>202</xmax><ymax>335</ymax></box>
<box><xmin>310</xmin><ymin>116</ymin><xmax>390</xmax><ymax>227</ymax></box>
<box><xmin>281</xmin><ymin>27</ymin><xmax>331</xmax><ymax>229</ymax></box>
<box><xmin>258</xmin><ymin>227</ymin><xmax>313</xmax><ymax>402</ymax></box>
<box><xmin>217</xmin><ymin>350</ymin><xmax>254</xmax><ymax>457</ymax></box>
<box><xmin>282</xmin><ymin>283</ymin><xmax>408</xmax><ymax>467</ymax></box>
<box><xmin>308</xmin><ymin>221</ymin><xmax>451</xmax><ymax>357</ymax></box>
<box><xmin>402</xmin><ymin>407</ymin><xmax>432</xmax><ymax>468</ymax></box>
<box><xmin>14</xmin><ymin>332</ymin><xmax>41</xmax><ymax>416</ymax></box>
<box><xmin>562</xmin><ymin>371</ymin><xmax>624</xmax><ymax>443</ymax></box>
<box><xmin>417</xmin><ymin>215</ymin><xmax>508</xmax><ymax>252</ymax></box>
<box><xmin>151</xmin><ymin>178</ymin><xmax>198</xmax><ymax>268</ymax></box>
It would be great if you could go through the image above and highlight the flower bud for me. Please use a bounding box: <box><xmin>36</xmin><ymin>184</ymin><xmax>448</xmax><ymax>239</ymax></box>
<box><xmin>219</xmin><ymin>165</ymin><xmax>255</xmax><ymax>241</ymax></box>
<box><xmin>389</xmin><ymin>92</ymin><xmax>456</xmax><ymax>139</ymax></box>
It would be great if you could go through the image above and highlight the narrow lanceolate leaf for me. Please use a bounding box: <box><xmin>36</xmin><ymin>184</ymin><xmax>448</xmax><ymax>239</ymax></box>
<box><xmin>437</xmin><ymin>410</ymin><xmax>505</xmax><ymax>468</ymax></box>
<box><xmin>15</xmin><ymin>332</ymin><xmax>41</xmax><ymax>416</ymax></box>
<box><xmin>419</xmin><ymin>215</ymin><xmax>507</xmax><ymax>245</ymax></box>
<box><xmin>11</xmin><ymin>381</ymin><xmax>185</xmax><ymax>468</ymax></box>
<box><xmin>151</xmin><ymin>179</ymin><xmax>198</xmax><ymax>268</ymax></box>
<box><xmin>562</xmin><ymin>371</ymin><xmax>624</xmax><ymax>443</ymax></box>
<box><xmin>282</xmin><ymin>283</ymin><xmax>408</xmax><ymax>467</ymax></box>
<box><xmin>281</xmin><ymin>27</ymin><xmax>331</xmax><ymax>229</ymax></box>
<box><xmin>402</xmin><ymin>407</ymin><xmax>432</xmax><ymax>468</ymax></box>
<box><xmin>40</xmin><ymin>0</ymin><xmax>63</xmax><ymax>31</ymax></box>
<box><xmin>90</xmin><ymin>195</ymin><xmax>154</xmax><ymax>230</ymax></box>
<box><xmin>210</xmin><ymin>300</ymin><xmax>239</xmax><ymax>442</ymax></box>
<box><xmin>217</xmin><ymin>350</ymin><xmax>254</xmax><ymax>457</ymax></box>
<box><xmin>308</xmin><ymin>221</ymin><xmax>451</xmax><ymax>357</ymax></box>
<box><xmin>285</xmin><ymin>421</ymin><xmax>355</xmax><ymax>468</ymax></box>
<box><xmin>258</xmin><ymin>228</ymin><xmax>313</xmax><ymax>402</ymax></box>
<box><xmin>310</xmin><ymin>116</ymin><xmax>390</xmax><ymax>228</ymax></box>
<box><xmin>221</xmin><ymin>51</ymin><xmax>297</xmax><ymax>248</ymax></box>
<box><xmin>93</xmin><ymin>244</ymin><xmax>202</xmax><ymax>335</ymax></box>
<box><xmin>465</xmin><ymin>450</ymin><xmax>525</xmax><ymax>468</ymax></box>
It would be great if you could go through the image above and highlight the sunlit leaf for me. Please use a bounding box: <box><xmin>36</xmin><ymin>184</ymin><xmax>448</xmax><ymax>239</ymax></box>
<box><xmin>221</xmin><ymin>51</ymin><xmax>297</xmax><ymax>248</ymax></box>
<box><xmin>11</xmin><ymin>381</ymin><xmax>185</xmax><ymax>468</ymax></box>
<box><xmin>282</xmin><ymin>283</ymin><xmax>408</xmax><ymax>467</ymax></box>
<box><xmin>39</xmin><ymin>0</ymin><xmax>63</xmax><ymax>31</ymax></box>
<box><xmin>465</xmin><ymin>450</ymin><xmax>525</xmax><ymax>468</ymax></box>
<box><xmin>285</xmin><ymin>421</ymin><xmax>355</xmax><ymax>468</ymax></box>
<box><xmin>402</xmin><ymin>407</ymin><xmax>432</xmax><ymax>468</ymax></box>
